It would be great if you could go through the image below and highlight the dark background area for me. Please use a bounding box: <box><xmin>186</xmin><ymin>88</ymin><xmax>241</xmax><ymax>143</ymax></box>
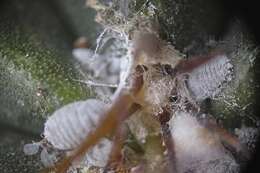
<box><xmin>222</xmin><ymin>1</ymin><xmax>260</xmax><ymax>172</ymax></box>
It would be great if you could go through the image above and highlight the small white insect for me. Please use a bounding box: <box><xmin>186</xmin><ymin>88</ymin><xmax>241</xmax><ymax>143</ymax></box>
<box><xmin>24</xmin><ymin>99</ymin><xmax>113</xmax><ymax>169</ymax></box>
<box><xmin>44</xmin><ymin>99</ymin><xmax>108</xmax><ymax>150</ymax></box>
<box><xmin>187</xmin><ymin>54</ymin><xmax>233</xmax><ymax>101</ymax></box>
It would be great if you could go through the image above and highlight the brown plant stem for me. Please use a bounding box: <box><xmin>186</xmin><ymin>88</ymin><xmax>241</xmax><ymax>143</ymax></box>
<box><xmin>158</xmin><ymin>109</ymin><xmax>177</xmax><ymax>173</ymax></box>
<box><xmin>176</xmin><ymin>51</ymin><xmax>225</xmax><ymax>74</ymax></box>
<box><xmin>104</xmin><ymin>124</ymin><xmax>128</xmax><ymax>172</ymax></box>
<box><xmin>104</xmin><ymin>103</ymin><xmax>141</xmax><ymax>172</ymax></box>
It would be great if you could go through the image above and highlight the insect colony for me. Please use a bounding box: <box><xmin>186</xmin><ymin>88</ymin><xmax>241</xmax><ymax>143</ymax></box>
<box><xmin>24</xmin><ymin>1</ymin><xmax>258</xmax><ymax>173</ymax></box>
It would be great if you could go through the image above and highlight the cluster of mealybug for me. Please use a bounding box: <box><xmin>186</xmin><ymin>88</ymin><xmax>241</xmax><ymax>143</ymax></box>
<box><xmin>23</xmin><ymin>7</ymin><xmax>253</xmax><ymax>171</ymax></box>
<box><xmin>24</xmin><ymin>28</ymin><xmax>246</xmax><ymax>173</ymax></box>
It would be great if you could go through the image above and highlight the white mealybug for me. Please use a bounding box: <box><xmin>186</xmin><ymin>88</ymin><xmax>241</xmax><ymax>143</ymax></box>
<box><xmin>187</xmin><ymin>54</ymin><xmax>233</xmax><ymax>101</ymax></box>
<box><xmin>24</xmin><ymin>99</ymin><xmax>113</xmax><ymax>168</ymax></box>
<box><xmin>44</xmin><ymin>99</ymin><xmax>109</xmax><ymax>150</ymax></box>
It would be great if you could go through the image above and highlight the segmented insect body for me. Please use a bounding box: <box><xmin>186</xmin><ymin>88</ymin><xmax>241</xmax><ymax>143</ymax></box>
<box><xmin>24</xmin><ymin>99</ymin><xmax>113</xmax><ymax>168</ymax></box>
<box><xmin>187</xmin><ymin>54</ymin><xmax>233</xmax><ymax>101</ymax></box>
<box><xmin>44</xmin><ymin>99</ymin><xmax>113</xmax><ymax>168</ymax></box>
<box><xmin>44</xmin><ymin>99</ymin><xmax>109</xmax><ymax>150</ymax></box>
<box><xmin>134</xmin><ymin>53</ymin><xmax>233</xmax><ymax>116</ymax></box>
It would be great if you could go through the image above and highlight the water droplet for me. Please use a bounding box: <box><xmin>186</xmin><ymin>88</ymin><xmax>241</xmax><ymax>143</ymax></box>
<box><xmin>23</xmin><ymin>143</ymin><xmax>40</xmax><ymax>155</ymax></box>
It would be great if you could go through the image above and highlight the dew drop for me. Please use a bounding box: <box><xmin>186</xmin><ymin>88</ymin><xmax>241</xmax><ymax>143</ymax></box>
<box><xmin>23</xmin><ymin>143</ymin><xmax>40</xmax><ymax>155</ymax></box>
